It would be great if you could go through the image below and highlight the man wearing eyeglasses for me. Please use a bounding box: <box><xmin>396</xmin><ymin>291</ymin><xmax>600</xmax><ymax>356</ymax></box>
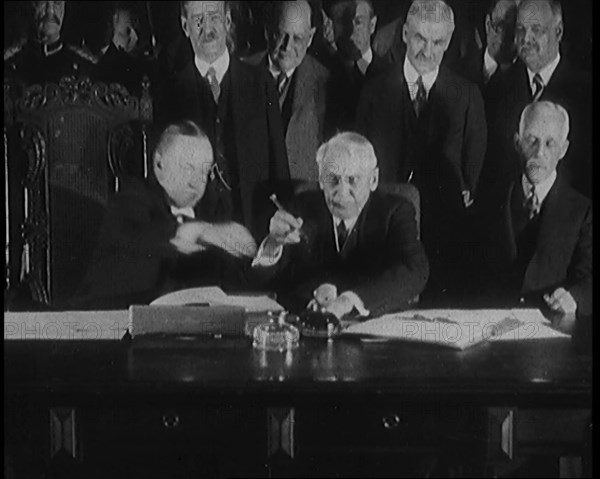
<box><xmin>245</xmin><ymin>0</ymin><xmax>330</xmax><ymax>182</ymax></box>
<box><xmin>158</xmin><ymin>1</ymin><xmax>290</xmax><ymax>238</ymax></box>
<box><xmin>487</xmin><ymin>0</ymin><xmax>591</xmax><ymax>203</ymax></box>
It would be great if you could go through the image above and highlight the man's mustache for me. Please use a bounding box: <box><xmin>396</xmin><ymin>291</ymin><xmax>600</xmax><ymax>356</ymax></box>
<box><xmin>40</xmin><ymin>14</ymin><xmax>61</xmax><ymax>25</ymax></box>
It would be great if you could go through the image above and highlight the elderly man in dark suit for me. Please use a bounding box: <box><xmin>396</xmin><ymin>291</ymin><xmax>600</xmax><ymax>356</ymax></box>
<box><xmin>72</xmin><ymin>121</ymin><xmax>258</xmax><ymax>310</ymax></box>
<box><xmin>356</xmin><ymin>0</ymin><xmax>487</xmax><ymax>305</ymax></box>
<box><xmin>484</xmin><ymin>101</ymin><xmax>592</xmax><ymax>316</ymax></box>
<box><xmin>326</xmin><ymin>0</ymin><xmax>390</xmax><ymax>131</ymax></box>
<box><xmin>487</xmin><ymin>0</ymin><xmax>592</xmax><ymax>202</ymax></box>
<box><xmin>252</xmin><ymin>132</ymin><xmax>429</xmax><ymax>319</ymax></box>
<box><xmin>245</xmin><ymin>0</ymin><xmax>330</xmax><ymax>182</ymax></box>
<box><xmin>158</xmin><ymin>1</ymin><xmax>290</xmax><ymax>237</ymax></box>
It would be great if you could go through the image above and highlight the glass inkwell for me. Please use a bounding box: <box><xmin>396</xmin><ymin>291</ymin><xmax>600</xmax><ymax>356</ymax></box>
<box><xmin>252</xmin><ymin>311</ymin><xmax>300</xmax><ymax>351</ymax></box>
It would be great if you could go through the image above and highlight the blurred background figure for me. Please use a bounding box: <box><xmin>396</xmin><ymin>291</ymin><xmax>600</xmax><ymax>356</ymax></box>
<box><xmin>4</xmin><ymin>1</ymin><xmax>97</xmax><ymax>88</ymax></box>
<box><xmin>96</xmin><ymin>2</ymin><xmax>157</xmax><ymax>95</ymax></box>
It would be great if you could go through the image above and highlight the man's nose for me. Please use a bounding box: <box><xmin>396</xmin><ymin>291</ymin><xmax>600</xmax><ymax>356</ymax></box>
<box><xmin>281</xmin><ymin>34</ymin><xmax>292</xmax><ymax>51</ymax></box>
<box><xmin>422</xmin><ymin>41</ymin><xmax>432</xmax><ymax>58</ymax></box>
<box><xmin>523</xmin><ymin>27</ymin><xmax>536</xmax><ymax>45</ymax></box>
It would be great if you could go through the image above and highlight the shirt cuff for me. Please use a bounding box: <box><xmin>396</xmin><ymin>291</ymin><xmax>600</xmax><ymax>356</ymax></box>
<box><xmin>339</xmin><ymin>291</ymin><xmax>370</xmax><ymax>317</ymax></box>
<box><xmin>251</xmin><ymin>237</ymin><xmax>283</xmax><ymax>268</ymax></box>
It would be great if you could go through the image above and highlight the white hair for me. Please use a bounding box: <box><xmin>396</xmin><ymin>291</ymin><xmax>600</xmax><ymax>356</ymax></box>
<box><xmin>518</xmin><ymin>101</ymin><xmax>570</xmax><ymax>143</ymax></box>
<box><xmin>406</xmin><ymin>0</ymin><xmax>455</xmax><ymax>33</ymax></box>
<box><xmin>315</xmin><ymin>132</ymin><xmax>378</xmax><ymax>175</ymax></box>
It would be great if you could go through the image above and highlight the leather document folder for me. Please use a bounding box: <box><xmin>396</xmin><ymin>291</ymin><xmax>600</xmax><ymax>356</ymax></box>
<box><xmin>129</xmin><ymin>305</ymin><xmax>247</xmax><ymax>338</ymax></box>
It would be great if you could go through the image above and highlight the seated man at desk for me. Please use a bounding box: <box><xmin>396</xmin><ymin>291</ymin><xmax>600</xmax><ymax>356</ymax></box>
<box><xmin>252</xmin><ymin>132</ymin><xmax>429</xmax><ymax>319</ymax></box>
<box><xmin>484</xmin><ymin>101</ymin><xmax>592</xmax><ymax>316</ymax></box>
<box><xmin>72</xmin><ymin>121</ymin><xmax>257</xmax><ymax>309</ymax></box>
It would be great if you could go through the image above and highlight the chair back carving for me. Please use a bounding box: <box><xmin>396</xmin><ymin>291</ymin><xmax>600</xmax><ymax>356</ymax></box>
<box><xmin>13</xmin><ymin>76</ymin><xmax>152</xmax><ymax>307</ymax></box>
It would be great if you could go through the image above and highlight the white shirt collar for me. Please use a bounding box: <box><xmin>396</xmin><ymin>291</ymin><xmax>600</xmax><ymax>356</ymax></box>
<box><xmin>170</xmin><ymin>206</ymin><xmax>196</xmax><ymax>223</ymax></box>
<box><xmin>356</xmin><ymin>47</ymin><xmax>373</xmax><ymax>76</ymax></box>
<box><xmin>267</xmin><ymin>54</ymin><xmax>296</xmax><ymax>80</ymax></box>
<box><xmin>527</xmin><ymin>52</ymin><xmax>561</xmax><ymax>90</ymax></box>
<box><xmin>403</xmin><ymin>56</ymin><xmax>439</xmax><ymax>100</ymax></box>
<box><xmin>194</xmin><ymin>49</ymin><xmax>230</xmax><ymax>84</ymax></box>
<box><xmin>521</xmin><ymin>170</ymin><xmax>557</xmax><ymax>206</ymax></box>
<box><xmin>483</xmin><ymin>47</ymin><xmax>499</xmax><ymax>80</ymax></box>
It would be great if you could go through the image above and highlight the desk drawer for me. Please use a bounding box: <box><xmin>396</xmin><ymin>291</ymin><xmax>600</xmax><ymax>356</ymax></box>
<box><xmin>295</xmin><ymin>404</ymin><xmax>487</xmax><ymax>454</ymax></box>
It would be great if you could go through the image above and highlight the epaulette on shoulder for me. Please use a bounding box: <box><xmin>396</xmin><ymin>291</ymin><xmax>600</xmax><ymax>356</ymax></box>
<box><xmin>67</xmin><ymin>44</ymin><xmax>99</xmax><ymax>64</ymax></box>
<box><xmin>4</xmin><ymin>42</ymin><xmax>24</xmax><ymax>62</ymax></box>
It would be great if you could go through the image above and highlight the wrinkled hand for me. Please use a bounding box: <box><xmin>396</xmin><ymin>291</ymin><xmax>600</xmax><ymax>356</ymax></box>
<box><xmin>173</xmin><ymin>221</ymin><xmax>257</xmax><ymax>259</ymax></box>
<box><xmin>269</xmin><ymin>210</ymin><xmax>304</xmax><ymax>246</ymax></box>
<box><xmin>462</xmin><ymin>190</ymin><xmax>474</xmax><ymax>208</ymax></box>
<box><xmin>171</xmin><ymin>222</ymin><xmax>208</xmax><ymax>255</ymax></box>
<box><xmin>324</xmin><ymin>296</ymin><xmax>354</xmax><ymax>320</ymax></box>
<box><xmin>170</xmin><ymin>236</ymin><xmax>207</xmax><ymax>256</ymax></box>
<box><xmin>544</xmin><ymin>288</ymin><xmax>577</xmax><ymax>314</ymax></box>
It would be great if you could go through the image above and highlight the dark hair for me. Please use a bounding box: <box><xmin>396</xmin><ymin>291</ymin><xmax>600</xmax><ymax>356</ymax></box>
<box><xmin>154</xmin><ymin>120</ymin><xmax>210</xmax><ymax>159</ymax></box>
<box><xmin>102</xmin><ymin>2</ymin><xmax>140</xmax><ymax>48</ymax></box>
<box><xmin>326</xmin><ymin>0</ymin><xmax>376</xmax><ymax>20</ymax></box>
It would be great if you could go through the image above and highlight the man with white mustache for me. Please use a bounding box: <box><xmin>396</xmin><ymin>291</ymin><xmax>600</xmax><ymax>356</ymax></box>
<box><xmin>487</xmin><ymin>0</ymin><xmax>592</xmax><ymax>200</ymax></box>
<box><xmin>484</xmin><ymin>101</ymin><xmax>591</xmax><ymax>316</ymax></box>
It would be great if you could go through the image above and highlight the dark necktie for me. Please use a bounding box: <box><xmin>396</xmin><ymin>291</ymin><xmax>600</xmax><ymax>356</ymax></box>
<box><xmin>277</xmin><ymin>72</ymin><xmax>290</xmax><ymax>107</ymax></box>
<box><xmin>413</xmin><ymin>76</ymin><xmax>427</xmax><ymax>118</ymax></box>
<box><xmin>206</xmin><ymin>67</ymin><xmax>220</xmax><ymax>103</ymax></box>
<box><xmin>525</xmin><ymin>185</ymin><xmax>540</xmax><ymax>220</ymax></box>
<box><xmin>337</xmin><ymin>220</ymin><xmax>348</xmax><ymax>251</ymax></box>
<box><xmin>531</xmin><ymin>73</ymin><xmax>545</xmax><ymax>102</ymax></box>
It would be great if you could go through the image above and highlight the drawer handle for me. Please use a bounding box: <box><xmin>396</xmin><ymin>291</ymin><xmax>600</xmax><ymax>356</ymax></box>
<box><xmin>162</xmin><ymin>413</ymin><xmax>180</xmax><ymax>429</ymax></box>
<box><xmin>382</xmin><ymin>413</ymin><xmax>401</xmax><ymax>430</ymax></box>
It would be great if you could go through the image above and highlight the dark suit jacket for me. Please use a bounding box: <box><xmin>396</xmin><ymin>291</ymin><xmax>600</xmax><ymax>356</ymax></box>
<box><xmin>71</xmin><ymin>177</ymin><xmax>247</xmax><ymax>310</ymax></box>
<box><xmin>158</xmin><ymin>56</ymin><xmax>290</xmax><ymax>235</ymax></box>
<box><xmin>486</xmin><ymin>176</ymin><xmax>592</xmax><ymax>315</ymax></box>
<box><xmin>256</xmin><ymin>190</ymin><xmax>429</xmax><ymax>317</ymax></box>
<box><xmin>487</xmin><ymin>58</ymin><xmax>592</xmax><ymax>199</ymax></box>
<box><xmin>356</xmin><ymin>63</ymin><xmax>486</xmax><ymax>203</ymax></box>
<box><xmin>244</xmin><ymin>52</ymin><xmax>330</xmax><ymax>181</ymax></box>
<box><xmin>328</xmin><ymin>50</ymin><xmax>390</xmax><ymax>133</ymax></box>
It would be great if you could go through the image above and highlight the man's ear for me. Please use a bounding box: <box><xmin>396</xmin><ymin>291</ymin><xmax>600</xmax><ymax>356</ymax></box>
<box><xmin>484</xmin><ymin>14</ymin><xmax>492</xmax><ymax>37</ymax></box>
<box><xmin>558</xmin><ymin>139</ymin><xmax>570</xmax><ymax>161</ymax></box>
<box><xmin>555</xmin><ymin>19</ymin><xmax>564</xmax><ymax>43</ymax></box>
<box><xmin>370</xmin><ymin>168</ymin><xmax>379</xmax><ymax>191</ymax></box>
<box><xmin>369</xmin><ymin>16</ymin><xmax>378</xmax><ymax>36</ymax></box>
<box><xmin>513</xmin><ymin>132</ymin><xmax>521</xmax><ymax>152</ymax></box>
<box><xmin>225</xmin><ymin>9</ymin><xmax>233</xmax><ymax>32</ymax></box>
<box><xmin>181</xmin><ymin>15</ymin><xmax>190</xmax><ymax>38</ymax></box>
<box><xmin>307</xmin><ymin>26</ymin><xmax>317</xmax><ymax>48</ymax></box>
<box><xmin>402</xmin><ymin>23</ymin><xmax>408</xmax><ymax>44</ymax></box>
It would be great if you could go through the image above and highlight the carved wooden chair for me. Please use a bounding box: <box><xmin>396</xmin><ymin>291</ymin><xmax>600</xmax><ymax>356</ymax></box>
<box><xmin>11</xmin><ymin>76</ymin><xmax>153</xmax><ymax>308</ymax></box>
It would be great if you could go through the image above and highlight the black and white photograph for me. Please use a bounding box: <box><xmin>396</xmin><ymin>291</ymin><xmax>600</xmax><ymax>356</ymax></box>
<box><xmin>4</xmin><ymin>0</ymin><xmax>592</xmax><ymax>477</ymax></box>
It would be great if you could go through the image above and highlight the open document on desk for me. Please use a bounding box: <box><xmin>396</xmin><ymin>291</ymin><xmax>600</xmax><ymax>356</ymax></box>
<box><xmin>342</xmin><ymin>309</ymin><xmax>569</xmax><ymax>350</ymax></box>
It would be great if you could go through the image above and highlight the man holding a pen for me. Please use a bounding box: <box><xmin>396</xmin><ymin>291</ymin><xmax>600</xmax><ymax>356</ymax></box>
<box><xmin>252</xmin><ymin>132</ymin><xmax>429</xmax><ymax>320</ymax></box>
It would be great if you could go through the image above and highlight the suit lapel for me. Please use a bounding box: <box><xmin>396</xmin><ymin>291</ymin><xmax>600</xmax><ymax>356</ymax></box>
<box><xmin>522</xmin><ymin>178</ymin><xmax>567</xmax><ymax>286</ymax></box>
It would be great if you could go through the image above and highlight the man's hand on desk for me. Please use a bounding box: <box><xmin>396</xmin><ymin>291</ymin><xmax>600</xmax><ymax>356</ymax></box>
<box><xmin>544</xmin><ymin>287</ymin><xmax>577</xmax><ymax>315</ymax></box>
<box><xmin>171</xmin><ymin>221</ymin><xmax>257</xmax><ymax>258</ymax></box>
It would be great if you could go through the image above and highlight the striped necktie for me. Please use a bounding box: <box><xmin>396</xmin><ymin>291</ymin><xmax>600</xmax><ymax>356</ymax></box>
<box><xmin>206</xmin><ymin>67</ymin><xmax>220</xmax><ymax>103</ymax></box>
<box><xmin>337</xmin><ymin>220</ymin><xmax>348</xmax><ymax>251</ymax></box>
<box><xmin>525</xmin><ymin>185</ymin><xmax>540</xmax><ymax>220</ymax></box>
<box><xmin>413</xmin><ymin>76</ymin><xmax>427</xmax><ymax>118</ymax></box>
<box><xmin>531</xmin><ymin>73</ymin><xmax>545</xmax><ymax>102</ymax></box>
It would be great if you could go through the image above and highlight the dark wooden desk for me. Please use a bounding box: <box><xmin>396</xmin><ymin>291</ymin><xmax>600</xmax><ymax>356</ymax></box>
<box><xmin>4</xmin><ymin>333</ymin><xmax>592</xmax><ymax>478</ymax></box>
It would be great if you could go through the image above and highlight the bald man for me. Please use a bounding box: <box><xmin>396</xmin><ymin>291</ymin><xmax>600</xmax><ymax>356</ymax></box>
<box><xmin>485</xmin><ymin>101</ymin><xmax>592</xmax><ymax>316</ymax></box>
<box><xmin>245</xmin><ymin>0</ymin><xmax>330</xmax><ymax>181</ymax></box>
<box><xmin>356</xmin><ymin>0</ymin><xmax>487</xmax><ymax>305</ymax></box>
<box><xmin>72</xmin><ymin>121</ymin><xmax>258</xmax><ymax>310</ymax></box>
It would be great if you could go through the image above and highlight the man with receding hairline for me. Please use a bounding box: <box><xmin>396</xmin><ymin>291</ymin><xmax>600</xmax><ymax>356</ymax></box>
<box><xmin>252</xmin><ymin>132</ymin><xmax>429</xmax><ymax>319</ymax></box>
<box><xmin>357</xmin><ymin>0</ymin><xmax>487</xmax><ymax>305</ymax></box>
<box><xmin>72</xmin><ymin>121</ymin><xmax>258</xmax><ymax>310</ymax></box>
<box><xmin>245</xmin><ymin>0</ymin><xmax>330</xmax><ymax>181</ymax></box>
<box><xmin>487</xmin><ymin>0</ymin><xmax>592</xmax><ymax>200</ymax></box>
<box><xmin>485</xmin><ymin>101</ymin><xmax>592</xmax><ymax>316</ymax></box>
<box><xmin>158</xmin><ymin>1</ymin><xmax>290</xmax><ymax>238</ymax></box>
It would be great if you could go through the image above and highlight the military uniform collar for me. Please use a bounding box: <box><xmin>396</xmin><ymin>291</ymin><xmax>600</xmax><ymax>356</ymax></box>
<box><xmin>42</xmin><ymin>39</ymin><xmax>64</xmax><ymax>57</ymax></box>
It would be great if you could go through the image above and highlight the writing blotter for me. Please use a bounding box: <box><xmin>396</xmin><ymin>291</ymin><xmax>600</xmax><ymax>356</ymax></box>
<box><xmin>129</xmin><ymin>305</ymin><xmax>247</xmax><ymax>338</ymax></box>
